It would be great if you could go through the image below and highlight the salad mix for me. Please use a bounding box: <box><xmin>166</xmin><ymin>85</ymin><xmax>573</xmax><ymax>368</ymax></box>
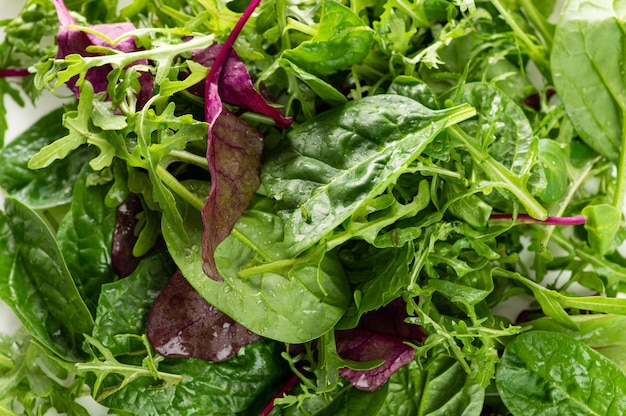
<box><xmin>2</xmin><ymin>0</ymin><xmax>626</xmax><ymax>414</ymax></box>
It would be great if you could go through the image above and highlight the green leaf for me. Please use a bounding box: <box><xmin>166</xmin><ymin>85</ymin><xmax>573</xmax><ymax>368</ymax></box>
<box><xmin>92</xmin><ymin>251</ymin><xmax>175</xmax><ymax>356</ymax></box>
<box><xmin>379</xmin><ymin>356</ymin><xmax>484</xmax><ymax>416</ymax></box>
<box><xmin>536</xmin><ymin>139</ymin><xmax>568</xmax><ymax>203</ymax></box>
<box><xmin>0</xmin><ymin>198</ymin><xmax>93</xmax><ymax>361</ymax></box>
<box><xmin>100</xmin><ymin>340</ymin><xmax>289</xmax><ymax>415</ymax></box>
<box><xmin>0</xmin><ymin>108</ymin><xmax>94</xmax><ymax>209</ymax></box>
<box><xmin>496</xmin><ymin>331</ymin><xmax>626</xmax><ymax>415</ymax></box>
<box><xmin>551</xmin><ymin>0</ymin><xmax>626</xmax><ymax>162</ymax></box>
<box><xmin>583</xmin><ymin>204</ymin><xmax>621</xmax><ymax>255</ymax></box>
<box><xmin>56</xmin><ymin>167</ymin><xmax>118</xmax><ymax>314</ymax></box>
<box><xmin>281</xmin><ymin>0</ymin><xmax>375</xmax><ymax>77</ymax></box>
<box><xmin>262</xmin><ymin>94</ymin><xmax>475</xmax><ymax>256</ymax></box>
<box><xmin>162</xmin><ymin>197</ymin><xmax>351</xmax><ymax>343</ymax></box>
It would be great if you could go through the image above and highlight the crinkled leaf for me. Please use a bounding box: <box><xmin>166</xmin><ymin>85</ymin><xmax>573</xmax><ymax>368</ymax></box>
<box><xmin>147</xmin><ymin>270</ymin><xmax>262</xmax><ymax>362</ymax></box>
<box><xmin>281</xmin><ymin>0</ymin><xmax>375</xmax><ymax>77</ymax></box>
<box><xmin>0</xmin><ymin>108</ymin><xmax>93</xmax><ymax>209</ymax></box>
<box><xmin>262</xmin><ymin>94</ymin><xmax>474</xmax><ymax>255</ymax></box>
<box><xmin>336</xmin><ymin>299</ymin><xmax>426</xmax><ymax>392</ymax></box>
<box><xmin>496</xmin><ymin>331</ymin><xmax>626</xmax><ymax>415</ymax></box>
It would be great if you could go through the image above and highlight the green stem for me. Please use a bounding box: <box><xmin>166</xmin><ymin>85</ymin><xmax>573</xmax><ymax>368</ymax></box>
<box><xmin>155</xmin><ymin>164</ymin><xmax>205</xmax><ymax>211</ymax></box>
<box><xmin>489</xmin><ymin>0</ymin><xmax>551</xmax><ymax>81</ymax></box>
<box><xmin>613</xmin><ymin>111</ymin><xmax>626</xmax><ymax>209</ymax></box>
<box><xmin>231</xmin><ymin>228</ymin><xmax>273</xmax><ymax>263</ymax></box>
<box><xmin>447</xmin><ymin>125</ymin><xmax>547</xmax><ymax>219</ymax></box>
<box><xmin>168</xmin><ymin>150</ymin><xmax>209</xmax><ymax>169</ymax></box>
<box><xmin>518</xmin><ymin>0</ymin><xmax>554</xmax><ymax>50</ymax></box>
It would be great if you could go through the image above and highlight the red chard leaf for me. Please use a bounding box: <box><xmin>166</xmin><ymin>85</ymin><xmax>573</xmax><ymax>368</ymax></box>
<box><xmin>147</xmin><ymin>270</ymin><xmax>261</xmax><ymax>362</ymax></box>
<box><xmin>200</xmin><ymin>0</ymin><xmax>292</xmax><ymax>281</ymax></box>
<box><xmin>335</xmin><ymin>299</ymin><xmax>427</xmax><ymax>391</ymax></box>
<box><xmin>52</xmin><ymin>0</ymin><xmax>153</xmax><ymax>105</ymax></box>
<box><xmin>201</xmin><ymin>108</ymin><xmax>264</xmax><ymax>280</ymax></box>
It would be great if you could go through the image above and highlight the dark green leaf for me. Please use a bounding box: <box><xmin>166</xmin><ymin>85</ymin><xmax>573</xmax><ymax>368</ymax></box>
<box><xmin>497</xmin><ymin>331</ymin><xmax>626</xmax><ymax>416</ymax></box>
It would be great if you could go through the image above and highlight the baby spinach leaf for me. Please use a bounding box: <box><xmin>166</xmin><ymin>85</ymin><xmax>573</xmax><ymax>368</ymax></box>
<box><xmin>162</xmin><ymin>197</ymin><xmax>351</xmax><ymax>343</ymax></box>
<box><xmin>378</xmin><ymin>356</ymin><xmax>484</xmax><ymax>416</ymax></box>
<box><xmin>496</xmin><ymin>331</ymin><xmax>626</xmax><ymax>416</ymax></box>
<box><xmin>0</xmin><ymin>108</ymin><xmax>93</xmax><ymax>209</ymax></box>
<box><xmin>0</xmin><ymin>198</ymin><xmax>93</xmax><ymax>361</ymax></box>
<box><xmin>262</xmin><ymin>94</ymin><xmax>474</xmax><ymax>256</ymax></box>
<box><xmin>92</xmin><ymin>251</ymin><xmax>175</xmax><ymax>356</ymax></box>
<box><xmin>552</xmin><ymin>0</ymin><xmax>626</xmax><ymax>163</ymax></box>
<box><xmin>281</xmin><ymin>0</ymin><xmax>375</xmax><ymax>77</ymax></box>
<box><xmin>56</xmin><ymin>167</ymin><xmax>117</xmax><ymax>314</ymax></box>
<box><xmin>583</xmin><ymin>204</ymin><xmax>621</xmax><ymax>255</ymax></box>
<box><xmin>536</xmin><ymin>139</ymin><xmax>568</xmax><ymax>203</ymax></box>
<box><xmin>101</xmin><ymin>340</ymin><xmax>289</xmax><ymax>415</ymax></box>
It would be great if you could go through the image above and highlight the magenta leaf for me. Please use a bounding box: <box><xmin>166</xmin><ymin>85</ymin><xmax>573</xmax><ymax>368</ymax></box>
<box><xmin>192</xmin><ymin>44</ymin><xmax>292</xmax><ymax>128</ymax></box>
<box><xmin>200</xmin><ymin>0</ymin><xmax>292</xmax><ymax>281</ymax></box>
<box><xmin>147</xmin><ymin>270</ymin><xmax>262</xmax><ymax>362</ymax></box>
<box><xmin>335</xmin><ymin>299</ymin><xmax>427</xmax><ymax>392</ymax></box>
<box><xmin>52</xmin><ymin>0</ymin><xmax>153</xmax><ymax>104</ymax></box>
<box><xmin>201</xmin><ymin>109</ymin><xmax>264</xmax><ymax>280</ymax></box>
<box><xmin>111</xmin><ymin>193</ymin><xmax>144</xmax><ymax>278</ymax></box>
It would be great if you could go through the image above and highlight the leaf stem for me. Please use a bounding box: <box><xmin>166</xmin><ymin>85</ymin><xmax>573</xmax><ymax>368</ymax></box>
<box><xmin>613</xmin><ymin>110</ymin><xmax>626</xmax><ymax>209</ymax></box>
<box><xmin>168</xmin><ymin>150</ymin><xmax>209</xmax><ymax>169</ymax></box>
<box><xmin>447</xmin><ymin>125</ymin><xmax>548</xmax><ymax>219</ymax></box>
<box><xmin>155</xmin><ymin>164</ymin><xmax>205</xmax><ymax>211</ymax></box>
<box><xmin>489</xmin><ymin>213</ymin><xmax>587</xmax><ymax>226</ymax></box>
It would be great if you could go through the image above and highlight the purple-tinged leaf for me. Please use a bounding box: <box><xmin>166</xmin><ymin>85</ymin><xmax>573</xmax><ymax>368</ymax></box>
<box><xmin>52</xmin><ymin>0</ymin><xmax>153</xmax><ymax>105</ymax></box>
<box><xmin>0</xmin><ymin>69</ymin><xmax>30</xmax><ymax>77</ymax></box>
<box><xmin>335</xmin><ymin>299</ymin><xmax>427</xmax><ymax>392</ymax></box>
<box><xmin>147</xmin><ymin>270</ymin><xmax>262</xmax><ymax>362</ymax></box>
<box><xmin>201</xmin><ymin>109</ymin><xmax>264</xmax><ymax>280</ymax></box>
<box><xmin>111</xmin><ymin>193</ymin><xmax>143</xmax><ymax>278</ymax></box>
<box><xmin>200</xmin><ymin>0</ymin><xmax>290</xmax><ymax>281</ymax></box>
<box><xmin>191</xmin><ymin>44</ymin><xmax>293</xmax><ymax>129</ymax></box>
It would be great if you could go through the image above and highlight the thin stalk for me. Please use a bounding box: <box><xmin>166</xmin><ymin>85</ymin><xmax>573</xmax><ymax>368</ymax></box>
<box><xmin>447</xmin><ymin>125</ymin><xmax>548</xmax><ymax>219</ymax></box>
<box><xmin>613</xmin><ymin>110</ymin><xmax>626</xmax><ymax>209</ymax></box>
<box><xmin>155</xmin><ymin>164</ymin><xmax>205</xmax><ymax>211</ymax></box>
<box><xmin>489</xmin><ymin>213</ymin><xmax>587</xmax><ymax>226</ymax></box>
<box><xmin>518</xmin><ymin>0</ymin><xmax>554</xmax><ymax>50</ymax></box>
<box><xmin>168</xmin><ymin>149</ymin><xmax>209</xmax><ymax>170</ymax></box>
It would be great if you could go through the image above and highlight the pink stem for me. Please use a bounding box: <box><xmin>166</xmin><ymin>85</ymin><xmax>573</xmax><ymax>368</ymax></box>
<box><xmin>259</xmin><ymin>373</ymin><xmax>301</xmax><ymax>416</ymax></box>
<box><xmin>0</xmin><ymin>68</ymin><xmax>30</xmax><ymax>77</ymax></box>
<box><xmin>489</xmin><ymin>213</ymin><xmax>587</xmax><ymax>226</ymax></box>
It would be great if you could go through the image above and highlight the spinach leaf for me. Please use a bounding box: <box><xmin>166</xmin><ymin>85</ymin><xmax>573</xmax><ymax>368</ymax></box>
<box><xmin>56</xmin><ymin>167</ymin><xmax>118</xmax><ymax>314</ymax></box>
<box><xmin>0</xmin><ymin>108</ymin><xmax>94</xmax><ymax>209</ymax></box>
<box><xmin>281</xmin><ymin>0</ymin><xmax>375</xmax><ymax>77</ymax></box>
<box><xmin>162</xmin><ymin>197</ymin><xmax>351</xmax><ymax>343</ymax></box>
<box><xmin>0</xmin><ymin>198</ymin><xmax>93</xmax><ymax>361</ymax></box>
<box><xmin>552</xmin><ymin>0</ymin><xmax>626</xmax><ymax>163</ymax></box>
<box><xmin>378</xmin><ymin>356</ymin><xmax>484</xmax><ymax>416</ymax></box>
<box><xmin>101</xmin><ymin>340</ymin><xmax>289</xmax><ymax>415</ymax></box>
<box><xmin>92</xmin><ymin>251</ymin><xmax>175</xmax><ymax>356</ymax></box>
<box><xmin>262</xmin><ymin>94</ymin><xmax>474</xmax><ymax>256</ymax></box>
<box><xmin>496</xmin><ymin>331</ymin><xmax>626</xmax><ymax>416</ymax></box>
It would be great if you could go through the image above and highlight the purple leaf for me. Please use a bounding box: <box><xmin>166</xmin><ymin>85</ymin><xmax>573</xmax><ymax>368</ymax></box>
<box><xmin>200</xmin><ymin>0</ymin><xmax>291</xmax><ymax>281</ymax></box>
<box><xmin>191</xmin><ymin>44</ymin><xmax>292</xmax><ymax>129</ymax></box>
<box><xmin>147</xmin><ymin>270</ymin><xmax>261</xmax><ymax>362</ymax></box>
<box><xmin>111</xmin><ymin>193</ymin><xmax>144</xmax><ymax>278</ymax></box>
<box><xmin>201</xmin><ymin>108</ymin><xmax>264</xmax><ymax>280</ymax></box>
<box><xmin>52</xmin><ymin>0</ymin><xmax>153</xmax><ymax>105</ymax></box>
<box><xmin>335</xmin><ymin>299</ymin><xmax>427</xmax><ymax>391</ymax></box>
